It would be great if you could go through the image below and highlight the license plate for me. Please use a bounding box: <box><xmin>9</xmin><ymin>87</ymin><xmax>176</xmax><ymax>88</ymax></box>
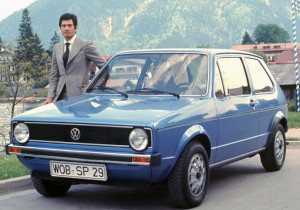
<box><xmin>50</xmin><ymin>161</ymin><xmax>107</xmax><ymax>181</ymax></box>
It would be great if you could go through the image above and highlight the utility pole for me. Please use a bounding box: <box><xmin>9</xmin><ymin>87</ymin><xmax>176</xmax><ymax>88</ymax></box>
<box><xmin>291</xmin><ymin>0</ymin><xmax>300</xmax><ymax>112</ymax></box>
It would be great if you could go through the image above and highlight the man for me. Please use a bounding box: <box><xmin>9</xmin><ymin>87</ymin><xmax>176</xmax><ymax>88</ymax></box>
<box><xmin>43</xmin><ymin>13</ymin><xmax>106</xmax><ymax>105</ymax></box>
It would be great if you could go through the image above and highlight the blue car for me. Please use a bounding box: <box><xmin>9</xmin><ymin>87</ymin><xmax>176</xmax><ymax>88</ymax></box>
<box><xmin>6</xmin><ymin>49</ymin><xmax>288</xmax><ymax>208</ymax></box>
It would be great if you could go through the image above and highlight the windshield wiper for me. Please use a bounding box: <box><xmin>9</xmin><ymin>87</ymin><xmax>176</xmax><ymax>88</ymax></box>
<box><xmin>129</xmin><ymin>88</ymin><xmax>180</xmax><ymax>98</ymax></box>
<box><xmin>97</xmin><ymin>86</ymin><xmax>128</xmax><ymax>98</ymax></box>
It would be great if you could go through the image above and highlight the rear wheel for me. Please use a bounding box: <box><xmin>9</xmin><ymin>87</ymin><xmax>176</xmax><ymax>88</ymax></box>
<box><xmin>168</xmin><ymin>141</ymin><xmax>209</xmax><ymax>208</ymax></box>
<box><xmin>260</xmin><ymin>124</ymin><xmax>286</xmax><ymax>171</ymax></box>
<box><xmin>31</xmin><ymin>176</ymin><xmax>71</xmax><ymax>197</ymax></box>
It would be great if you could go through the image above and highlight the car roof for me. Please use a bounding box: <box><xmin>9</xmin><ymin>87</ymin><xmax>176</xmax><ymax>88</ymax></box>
<box><xmin>115</xmin><ymin>48</ymin><xmax>262</xmax><ymax>59</ymax></box>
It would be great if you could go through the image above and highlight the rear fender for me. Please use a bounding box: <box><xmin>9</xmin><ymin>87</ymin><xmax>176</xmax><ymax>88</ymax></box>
<box><xmin>266</xmin><ymin>111</ymin><xmax>288</xmax><ymax>148</ymax></box>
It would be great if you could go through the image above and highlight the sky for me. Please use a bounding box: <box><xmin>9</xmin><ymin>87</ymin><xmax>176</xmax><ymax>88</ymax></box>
<box><xmin>0</xmin><ymin>0</ymin><xmax>37</xmax><ymax>21</ymax></box>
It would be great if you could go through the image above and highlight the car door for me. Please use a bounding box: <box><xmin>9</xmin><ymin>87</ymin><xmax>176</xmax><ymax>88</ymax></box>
<box><xmin>214</xmin><ymin>56</ymin><xmax>259</xmax><ymax>163</ymax></box>
<box><xmin>244</xmin><ymin>57</ymin><xmax>278</xmax><ymax>149</ymax></box>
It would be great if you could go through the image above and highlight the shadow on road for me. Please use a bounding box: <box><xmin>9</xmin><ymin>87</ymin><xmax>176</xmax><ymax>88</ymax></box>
<box><xmin>37</xmin><ymin>155</ymin><xmax>268</xmax><ymax>209</ymax></box>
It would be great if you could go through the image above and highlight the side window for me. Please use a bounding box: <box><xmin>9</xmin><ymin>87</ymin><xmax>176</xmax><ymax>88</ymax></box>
<box><xmin>217</xmin><ymin>57</ymin><xmax>250</xmax><ymax>96</ymax></box>
<box><xmin>215</xmin><ymin>64</ymin><xmax>225</xmax><ymax>98</ymax></box>
<box><xmin>246</xmin><ymin>58</ymin><xmax>274</xmax><ymax>93</ymax></box>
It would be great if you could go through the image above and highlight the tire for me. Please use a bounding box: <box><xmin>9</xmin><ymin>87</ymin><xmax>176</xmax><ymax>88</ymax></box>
<box><xmin>260</xmin><ymin>124</ymin><xmax>286</xmax><ymax>172</ymax></box>
<box><xmin>31</xmin><ymin>176</ymin><xmax>71</xmax><ymax>197</ymax></box>
<box><xmin>168</xmin><ymin>141</ymin><xmax>210</xmax><ymax>208</ymax></box>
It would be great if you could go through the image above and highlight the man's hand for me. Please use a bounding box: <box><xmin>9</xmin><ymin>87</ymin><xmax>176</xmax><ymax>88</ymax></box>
<box><xmin>81</xmin><ymin>84</ymin><xmax>87</xmax><ymax>91</ymax></box>
<box><xmin>43</xmin><ymin>98</ymin><xmax>53</xmax><ymax>105</ymax></box>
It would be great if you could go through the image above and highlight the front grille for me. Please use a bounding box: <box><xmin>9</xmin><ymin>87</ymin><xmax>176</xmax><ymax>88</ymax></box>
<box><xmin>13</xmin><ymin>123</ymin><xmax>152</xmax><ymax>147</ymax></box>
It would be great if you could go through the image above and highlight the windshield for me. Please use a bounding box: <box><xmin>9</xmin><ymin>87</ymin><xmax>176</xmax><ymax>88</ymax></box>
<box><xmin>86</xmin><ymin>53</ymin><xmax>208</xmax><ymax>96</ymax></box>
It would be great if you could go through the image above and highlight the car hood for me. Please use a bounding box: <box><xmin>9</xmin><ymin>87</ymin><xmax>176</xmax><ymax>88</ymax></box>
<box><xmin>13</xmin><ymin>95</ymin><xmax>213</xmax><ymax>129</ymax></box>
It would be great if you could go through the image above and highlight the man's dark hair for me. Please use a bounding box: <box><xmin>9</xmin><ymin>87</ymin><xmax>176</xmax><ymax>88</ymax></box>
<box><xmin>59</xmin><ymin>13</ymin><xmax>78</xmax><ymax>27</ymax></box>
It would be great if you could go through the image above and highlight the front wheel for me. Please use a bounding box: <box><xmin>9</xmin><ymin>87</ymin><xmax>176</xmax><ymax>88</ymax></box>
<box><xmin>260</xmin><ymin>124</ymin><xmax>286</xmax><ymax>171</ymax></box>
<box><xmin>168</xmin><ymin>141</ymin><xmax>209</xmax><ymax>208</ymax></box>
<box><xmin>31</xmin><ymin>176</ymin><xmax>71</xmax><ymax>197</ymax></box>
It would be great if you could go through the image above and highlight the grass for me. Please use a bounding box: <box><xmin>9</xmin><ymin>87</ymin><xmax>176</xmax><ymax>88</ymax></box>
<box><xmin>286</xmin><ymin>111</ymin><xmax>300</xmax><ymax>141</ymax></box>
<box><xmin>0</xmin><ymin>154</ymin><xmax>30</xmax><ymax>181</ymax></box>
<box><xmin>288</xmin><ymin>111</ymin><xmax>300</xmax><ymax>128</ymax></box>
<box><xmin>287</xmin><ymin>138</ymin><xmax>300</xmax><ymax>141</ymax></box>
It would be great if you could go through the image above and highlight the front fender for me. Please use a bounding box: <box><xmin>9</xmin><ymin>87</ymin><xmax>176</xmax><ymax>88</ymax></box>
<box><xmin>166</xmin><ymin>124</ymin><xmax>210</xmax><ymax>175</ymax></box>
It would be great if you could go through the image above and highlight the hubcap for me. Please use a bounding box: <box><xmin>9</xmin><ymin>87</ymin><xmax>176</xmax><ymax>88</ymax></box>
<box><xmin>188</xmin><ymin>154</ymin><xmax>206</xmax><ymax>197</ymax></box>
<box><xmin>274</xmin><ymin>130</ymin><xmax>285</xmax><ymax>164</ymax></box>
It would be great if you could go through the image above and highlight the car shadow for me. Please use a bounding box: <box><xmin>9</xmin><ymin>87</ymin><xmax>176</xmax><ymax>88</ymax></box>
<box><xmin>40</xmin><ymin>156</ymin><xmax>267</xmax><ymax>209</ymax></box>
<box><xmin>209</xmin><ymin>157</ymin><xmax>266</xmax><ymax>186</ymax></box>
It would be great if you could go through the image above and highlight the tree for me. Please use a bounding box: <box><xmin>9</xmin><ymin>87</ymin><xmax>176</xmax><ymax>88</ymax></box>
<box><xmin>253</xmin><ymin>24</ymin><xmax>290</xmax><ymax>43</ymax></box>
<box><xmin>241</xmin><ymin>31</ymin><xmax>253</xmax><ymax>45</ymax></box>
<box><xmin>197</xmin><ymin>44</ymin><xmax>210</xmax><ymax>48</ymax></box>
<box><xmin>249</xmin><ymin>50</ymin><xmax>269</xmax><ymax>64</ymax></box>
<box><xmin>17</xmin><ymin>9</ymin><xmax>34</xmax><ymax>61</ymax></box>
<box><xmin>0</xmin><ymin>9</ymin><xmax>49</xmax><ymax>118</ymax></box>
<box><xmin>33</xmin><ymin>33</ymin><xmax>44</xmax><ymax>56</ymax></box>
<box><xmin>16</xmin><ymin>9</ymin><xmax>48</xmax><ymax>82</ymax></box>
<box><xmin>48</xmin><ymin>31</ymin><xmax>60</xmax><ymax>56</ymax></box>
<box><xmin>0</xmin><ymin>41</ymin><xmax>24</xmax><ymax>119</ymax></box>
<box><xmin>0</xmin><ymin>36</ymin><xmax>4</xmax><ymax>50</ymax></box>
<box><xmin>32</xmin><ymin>33</ymin><xmax>50</xmax><ymax>88</ymax></box>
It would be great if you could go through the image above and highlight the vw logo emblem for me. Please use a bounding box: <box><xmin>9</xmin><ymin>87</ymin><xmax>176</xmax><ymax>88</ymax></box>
<box><xmin>70</xmin><ymin>128</ymin><xmax>81</xmax><ymax>141</ymax></box>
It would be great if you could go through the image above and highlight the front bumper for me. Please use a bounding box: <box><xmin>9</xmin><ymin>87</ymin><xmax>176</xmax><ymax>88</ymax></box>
<box><xmin>6</xmin><ymin>144</ymin><xmax>161</xmax><ymax>166</ymax></box>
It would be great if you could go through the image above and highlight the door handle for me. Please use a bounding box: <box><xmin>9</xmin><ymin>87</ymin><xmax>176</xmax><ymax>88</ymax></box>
<box><xmin>249</xmin><ymin>99</ymin><xmax>258</xmax><ymax>107</ymax></box>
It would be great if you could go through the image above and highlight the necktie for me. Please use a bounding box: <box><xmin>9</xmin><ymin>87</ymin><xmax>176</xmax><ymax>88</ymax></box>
<box><xmin>63</xmin><ymin>43</ymin><xmax>70</xmax><ymax>68</ymax></box>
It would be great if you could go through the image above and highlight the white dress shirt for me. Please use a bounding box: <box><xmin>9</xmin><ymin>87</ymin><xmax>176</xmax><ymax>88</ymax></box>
<box><xmin>64</xmin><ymin>34</ymin><xmax>77</xmax><ymax>52</ymax></box>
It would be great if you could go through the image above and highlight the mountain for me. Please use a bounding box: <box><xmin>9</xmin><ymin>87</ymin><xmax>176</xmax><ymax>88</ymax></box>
<box><xmin>0</xmin><ymin>0</ymin><xmax>299</xmax><ymax>55</ymax></box>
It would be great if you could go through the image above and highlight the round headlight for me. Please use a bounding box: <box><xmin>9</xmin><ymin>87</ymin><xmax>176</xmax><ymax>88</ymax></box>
<box><xmin>14</xmin><ymin>123</ymin><xmax>30</xmax><ymax>144</ymax></box>
<box><xmin>129</xmin><ymin>128</ymin><xmax>149</xmax><ymax>151</ymax></box>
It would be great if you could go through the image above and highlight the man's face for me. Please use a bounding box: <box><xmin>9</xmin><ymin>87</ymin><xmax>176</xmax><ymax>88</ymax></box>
<box><xmin>60</xmin><ymin>19</ymin><xmax>77</xmax><ymax>41</ymax></box>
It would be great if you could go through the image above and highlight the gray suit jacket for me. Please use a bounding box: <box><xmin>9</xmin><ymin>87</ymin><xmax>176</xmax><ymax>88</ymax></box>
<box><xmin>48</xmin><ymin>37</ymin><xmax>106</xmax><ymax>101</ymax></box>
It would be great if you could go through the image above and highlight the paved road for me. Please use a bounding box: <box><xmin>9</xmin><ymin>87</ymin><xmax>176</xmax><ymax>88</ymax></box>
<box><xmin>1</xmin><ymin>149</ymin><xmax>300</xmax><ymax>210</ymax></box>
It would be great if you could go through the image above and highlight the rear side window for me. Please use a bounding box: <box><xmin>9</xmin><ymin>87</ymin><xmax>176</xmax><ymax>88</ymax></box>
<box><xmin>246</xmin><ymin>58</ymin><xmax>274</xmax><ymax>93</ymax></box>
<box><xmin>217</xmin><ymin>57</ymin><xmax>250</xmax><ymax>96</ymax></box>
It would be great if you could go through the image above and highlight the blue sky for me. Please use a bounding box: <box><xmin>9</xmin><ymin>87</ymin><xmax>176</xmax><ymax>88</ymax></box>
<box><xmin>0</xmin><ymin>0</ymin><xmax>37</xmax><ymax>21</ymax></box>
